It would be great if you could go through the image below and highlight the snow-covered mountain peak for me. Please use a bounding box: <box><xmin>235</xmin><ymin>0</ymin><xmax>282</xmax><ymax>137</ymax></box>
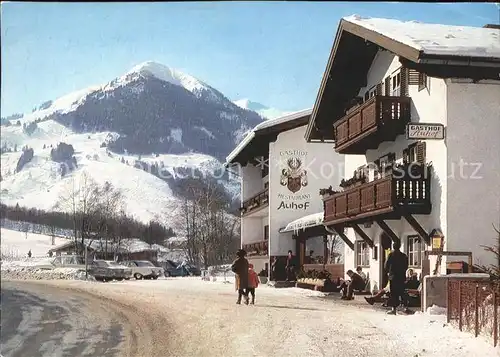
<box><xmin>233</xmin><ymin>99</ymin><xmax>267</xmax><ymax>111</ymax></box>
<box><xmin>125</xmin><ymin>61</ymin><xmax>210</xmax><ymax>95</ymax></box>
<box><xmin>233</xmin><ymin>98</ymin><xmax>291</xmax><ymax>120</ymax></box>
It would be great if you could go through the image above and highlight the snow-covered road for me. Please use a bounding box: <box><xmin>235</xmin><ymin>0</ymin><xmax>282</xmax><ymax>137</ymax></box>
<box><xmin>1</xmin><ymin>278</ymin><xmax>498</xmax><ymax>357</ymax></box>
<box><xmin>1</xmin><ymin>281</ymin><xmax>129</xmax><ymax>357</ymax></box>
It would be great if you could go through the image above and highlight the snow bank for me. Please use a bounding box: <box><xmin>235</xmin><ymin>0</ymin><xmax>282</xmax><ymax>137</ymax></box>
<box><xmin>426</xmin><ymin>304</ymin><xmax>447</xmax><ymax>315</ymax></box>
<box><xmin>1</xmin><ymin>266</ymin><xmax>95</xmax><ymax>281</ymax></box>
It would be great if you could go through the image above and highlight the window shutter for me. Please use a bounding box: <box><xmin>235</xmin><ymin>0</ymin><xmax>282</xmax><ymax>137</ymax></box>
<box><xmin>403</xmin><ymin>148</ymin><xmax>409</xmax><ymax>164</ymax></box>
<box><xmin>408</xmin><ymin>69</ymin><xmax>420</xmax><ymax>85</ymax></box>
<box><xmin>418</xmin><ymin>73</ymin><xmax>428</xmax><ymax>91</ymax></box>
<box><xmin>416</xmin><ymin>141</ymin><xmax>426</xmax><ymax>164</ymax></box>
<box><xmin>376</xmin><ymin>82</ymin><xmax>382</xmax><ymax>96</ymax></box>
<box><xmin>384</xmin><ymin>77</ymin><xmax>391</xmax><ymax>96</ymax></box>
<box><xmin>400</xmin><ymin>67</ymin><xmax>408</xmax><ymax>96</ymax></box>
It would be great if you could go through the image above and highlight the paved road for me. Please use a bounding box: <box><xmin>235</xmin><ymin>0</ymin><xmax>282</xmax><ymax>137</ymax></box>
<box><xmin>1</xmin><ymin>281</ymin><xmax>126</xmax><ymax>357</ymax></box>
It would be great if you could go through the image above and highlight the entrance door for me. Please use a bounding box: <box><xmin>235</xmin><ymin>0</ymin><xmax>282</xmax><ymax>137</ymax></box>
<box><xmin>380</xmin><ymin>233</ymin><xmax>392</xmax><ymax>288</ymax></box>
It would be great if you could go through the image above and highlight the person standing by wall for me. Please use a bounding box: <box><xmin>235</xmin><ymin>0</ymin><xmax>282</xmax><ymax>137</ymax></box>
<box><xmin>231</xmin><ymin>249</ymin><xmax>250</xmax><ymax>305</ymax></box>
<box><xmin>384</xmin><ymin>241</ymin><xmax>408</xmax><ymax>315</ymax></box>
<box><xmin>285</xmin><ymin>250</ymin><xmax>297</xmax><ymax>281</ymax></box>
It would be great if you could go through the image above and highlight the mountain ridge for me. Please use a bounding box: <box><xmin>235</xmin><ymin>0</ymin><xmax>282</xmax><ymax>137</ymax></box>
<box><xmin>0</xmin><ymin>61</ymin><xmax>287</xmax><ymax>225</ymax></box>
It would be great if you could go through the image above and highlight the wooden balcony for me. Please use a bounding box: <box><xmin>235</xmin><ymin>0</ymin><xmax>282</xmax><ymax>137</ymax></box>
<box><xmin>242</xmin><ymin>240</ymin><xmax>269</xmax><ymax>257</ymax></box>
<box><xmin>334</xmin><ymin>96</ymin><xmax>411</xmax><ymax>154</ymax></box>
<box><xmin>241</xmin><ymin>189</ymin><xmax>269</xmax><ymax>216</ymax></box>
<box><xmin>323</xmin><ymin>164</ymin><xmax>431</xmax><ymax>225</ymax></box>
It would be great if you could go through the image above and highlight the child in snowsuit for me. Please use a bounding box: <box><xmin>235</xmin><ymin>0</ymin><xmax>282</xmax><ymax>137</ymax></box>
<box><xmin>247</xmin><ymin>263</ymin><xmax>259</xmax><ymax>305</ymax></box>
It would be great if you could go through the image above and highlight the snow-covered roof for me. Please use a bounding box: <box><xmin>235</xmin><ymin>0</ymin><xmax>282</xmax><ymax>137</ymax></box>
<box><xmin>225</xmin><ymin>108</ymin><xmax>312</xmax><ymax>165</ymax></box>
<box><xmin>253</xmin><ymin>108</ymin><xmax>312</xmax><ymax>131</ymax></box>
<box><xmin>48</xmin><ymin>238</ymin><xmax>166</xmax><ymax>253</ymax></box>
<box><xmin>280</xmin><ymin>212</ymin><xmax>324</xmax><ymax>233</ymax></box>
<box><xmin>343</xmin><ymin>15</ymin><xmax>500</xmax><ymax>59</ymax></box>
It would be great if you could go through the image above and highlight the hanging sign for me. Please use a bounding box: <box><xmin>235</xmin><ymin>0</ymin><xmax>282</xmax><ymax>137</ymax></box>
<box><xmin>406</xmin><ymin>123</ymin><xmax>445</xmax><ymax>140</ymax></box>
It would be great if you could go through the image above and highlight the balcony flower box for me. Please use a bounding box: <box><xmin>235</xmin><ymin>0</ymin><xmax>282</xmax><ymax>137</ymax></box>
<box><xmin>339</xmin><ymin>176</ymin><xmax>367</xmax><ymax>190</ymax></box>
<box><xmin>319</xmin><ymin>186</ymin><xmax>339</xmax><ymax>198</ymax></box>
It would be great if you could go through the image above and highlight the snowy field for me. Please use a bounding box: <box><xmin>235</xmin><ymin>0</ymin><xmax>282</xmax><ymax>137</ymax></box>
<box><xmin>1</xmin><ymin>227</ymin><xmax>71</xmax><ymax>260</ymax></box>
<box><xmin>0</xmin><ymin>119</ymin><xmax>237</xmax><ymax>224</ymax></box>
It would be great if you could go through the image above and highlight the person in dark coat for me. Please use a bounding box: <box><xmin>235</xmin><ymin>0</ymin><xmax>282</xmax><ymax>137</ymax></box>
<box><xmin>231</xmin><ymin>249</ymin><xmax>250</xmax><ymax>305</ymax></box>
<box><xmin>384</xmin><ymin>241</ymin><xmax>408</xmax><ymax>315</ymax></box>
<box><xmin>340</xmin><ymin>270</ymin><xmax>366</xmax><ymax>300</ymax></box>
<box><xmin>285</xmin><ymin>250</ymin><xmax>297</xmax><ymax>281</ymax></box>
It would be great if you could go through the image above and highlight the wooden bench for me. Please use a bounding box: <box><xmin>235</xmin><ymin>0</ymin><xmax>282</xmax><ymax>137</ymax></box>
<box><xmin>296</xmin><ymin>278</ymin><xmax>339</xmax><ymax>292</ymax></box>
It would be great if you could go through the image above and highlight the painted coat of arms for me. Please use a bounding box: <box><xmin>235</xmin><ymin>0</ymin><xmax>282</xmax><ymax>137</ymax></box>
<box><xmin>280</xmin><ymin>158</ymin><xmax>308</xmax><ymax>193</ymax></box>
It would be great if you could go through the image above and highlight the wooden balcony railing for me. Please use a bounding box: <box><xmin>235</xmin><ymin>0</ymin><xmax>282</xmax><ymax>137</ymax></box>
<box><xmin>241</xmin><ymin>189</ymin><xmax>269</xmax><ymax>215</ymax></box>
<box><xmin>323</xmin><ymin>165</ymin><xmax>431</xmax><ymax>225</ymax></box>
<box><xmin>242</xmin><ymin>240</ymin><xmax>269</xmax><ymax>257</ymax></box>
<box><xmin>334</xmin><ymin>96</ymin><xmax>411</xmax><ymax>154</ymax></box>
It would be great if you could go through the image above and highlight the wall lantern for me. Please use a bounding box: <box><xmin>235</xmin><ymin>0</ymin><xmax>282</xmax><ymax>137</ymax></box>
<box><xmin>430</xmin><ymin>228</ymin><xmax>445</xmax><ymax>251</ymax></box>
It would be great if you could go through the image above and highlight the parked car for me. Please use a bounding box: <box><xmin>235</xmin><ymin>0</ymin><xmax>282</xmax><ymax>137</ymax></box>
<box><xmin>122</xmin><ymin>260</ymin><xmax>163</xmax><ymax>280</ymax></box>
<box><xmin>162</xmin><ymin>260</ymin><xmax>190</xmax><ymax>277</ymax></box>
<box><xmin>89</xmin><ymin>260</ymin><xmax>132</xmax><ymax>282</ymax></box>
<box><xmin>162</xmin><ymin>260</ymin><xmax>201</xmax><ymax>277</ymax></box>
<box><xmin>183</xmin><ymin>263</ymin><xmax>201</xmax><ymax>276</ymax></box>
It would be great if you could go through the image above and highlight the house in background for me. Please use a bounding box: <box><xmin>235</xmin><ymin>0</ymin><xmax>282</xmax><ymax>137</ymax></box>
<box><xmin>226</xmin><ymin>110</ymin><xmax>345</xmax><ymax>277</ymax></box>
<box><xmin>48</xmin><ymin>239</ymin><xmax>159</xmax><ymax>262</ymax></box>
<box><xmin>305</xmin><ymin>15</ymin><xmax>500</xmax><ymax>291</ymax></box>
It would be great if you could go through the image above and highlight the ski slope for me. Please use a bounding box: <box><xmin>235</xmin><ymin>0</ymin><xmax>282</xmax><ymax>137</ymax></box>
<box><xmin>0</xmin><ymin>120</ymin><xmax>226</xmax><ymax>224</ymax></box>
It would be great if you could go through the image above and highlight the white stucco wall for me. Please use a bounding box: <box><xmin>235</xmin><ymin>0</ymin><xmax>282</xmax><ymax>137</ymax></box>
<box><xmin>241</xmin><ymin>216</ymin><xmax>267</xmax><ymax>245</ymax></box>
<box><xmin>247</xmin><ymin>256</ymin><xmax>268</xmax><ymax>274</ymax></box>
<box><xmin>241</xmin><ymin>164</ymin><xmax>264</xmax><ymax>201</ymax></box>
<box><xmin>268</xmin><ymin>125</ymin><xmax>344</xmax><ymax>256</ymax></box>
<box><xmin>344</xmin><ymin>50</ymin><xmax>451</xmax><ymax>288</ymax></box>
<box><xmin>445</xmin><ymin>80</ymin><xmax>500</xmax><ymax>267</ymax></box>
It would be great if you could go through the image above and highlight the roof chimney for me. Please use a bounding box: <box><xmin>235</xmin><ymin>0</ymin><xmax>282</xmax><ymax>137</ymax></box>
<box><xmin>483</xmin><ymin>24</ymin><xmax>500</xmax><ymax>29</ymax></box>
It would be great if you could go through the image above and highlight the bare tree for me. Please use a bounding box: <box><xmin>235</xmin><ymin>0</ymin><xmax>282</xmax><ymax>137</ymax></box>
<box><xmin>94</xmin><ymin>181</ymin><xmax>124</xmax><ymax>256</ymax></box>
<box><xmin>328</xmin><ymin>234</ymin><xmax>343</xmax><ymax>263</ymax></box>
<box><xmin>170</xmin><ymin>177</ymin><xmax>240</xmax><ymax>268</ymax></box>
<box><xmin>49</xmin><ymin>223</ymin><xmax>57</xmax><ymax>245</ymax></box>
<box><xmin>21</xmin><ymin>221</ymin><xmax>30</xmax><ymax>239</ymax></box>
<box><xmin>475</xmin><ymin>224</ymin><xmax>500</xmax><ymax>281</ymax></box>
<box><xmin>113</xmin><ymin>210</ymin><xmax>132</xmax><ymax>260</ymax></box>
<box><xmin>56</xmin><ymin>172</ymin><xmax>102</xmax><ymax>254</ymax></box>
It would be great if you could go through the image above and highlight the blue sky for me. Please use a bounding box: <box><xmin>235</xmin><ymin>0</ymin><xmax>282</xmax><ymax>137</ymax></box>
<box><xmin>1</xmin><ymin>2</ymin><xmax>498</xmax><ymax>116</ymax></box>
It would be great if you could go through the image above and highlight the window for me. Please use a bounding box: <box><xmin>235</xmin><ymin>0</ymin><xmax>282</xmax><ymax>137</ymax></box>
<box><xmin>356</xmin><ymin>241</ymin><xmax>370</xmax><ymax>267</ymax></box>
<box><xmin>364</xmin><ymin>85</ymin><xmax>378</xmax><ymax>102</ymax></box>
<box><xmin>418</xmin><ymin>73</ymin><xmax>428</xmax><ymax>91</ymax></box>
<box><xmin>403</xmin><ymin>142</ymin><xmax>426</xmax><ymax>165</ymax></box>
<box><xmin>264</xmin><ymin>225</ymin><xmax>269</xmax><ymax>241</ymax></box>
<box><xmin>391</xmin><ymin>71</ymin><xmax>402</xmax><ymax>96</ymax></box>
<box><xmin>355</xmin><ymin>165</ymin><xmax>369</xmax><ymax>180</ymax></box>
<box><xmin>407</xmin><ymin>235</ymin><xmax>422</xmax><ymax>267</ymax></box>
<box><xmin>264</xmin><ymin>181</ymin><xmax>269</xmax><ymax>189</ymax></box>
<box><xmin>384</xmin><ymin>76</ymin><xmax>391</xmax><ymax>96</ymax></box>
<box><xmin>374</xmin><ymin>153</ymin><xmax>395</xmax><ymax>179</ymax></box>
